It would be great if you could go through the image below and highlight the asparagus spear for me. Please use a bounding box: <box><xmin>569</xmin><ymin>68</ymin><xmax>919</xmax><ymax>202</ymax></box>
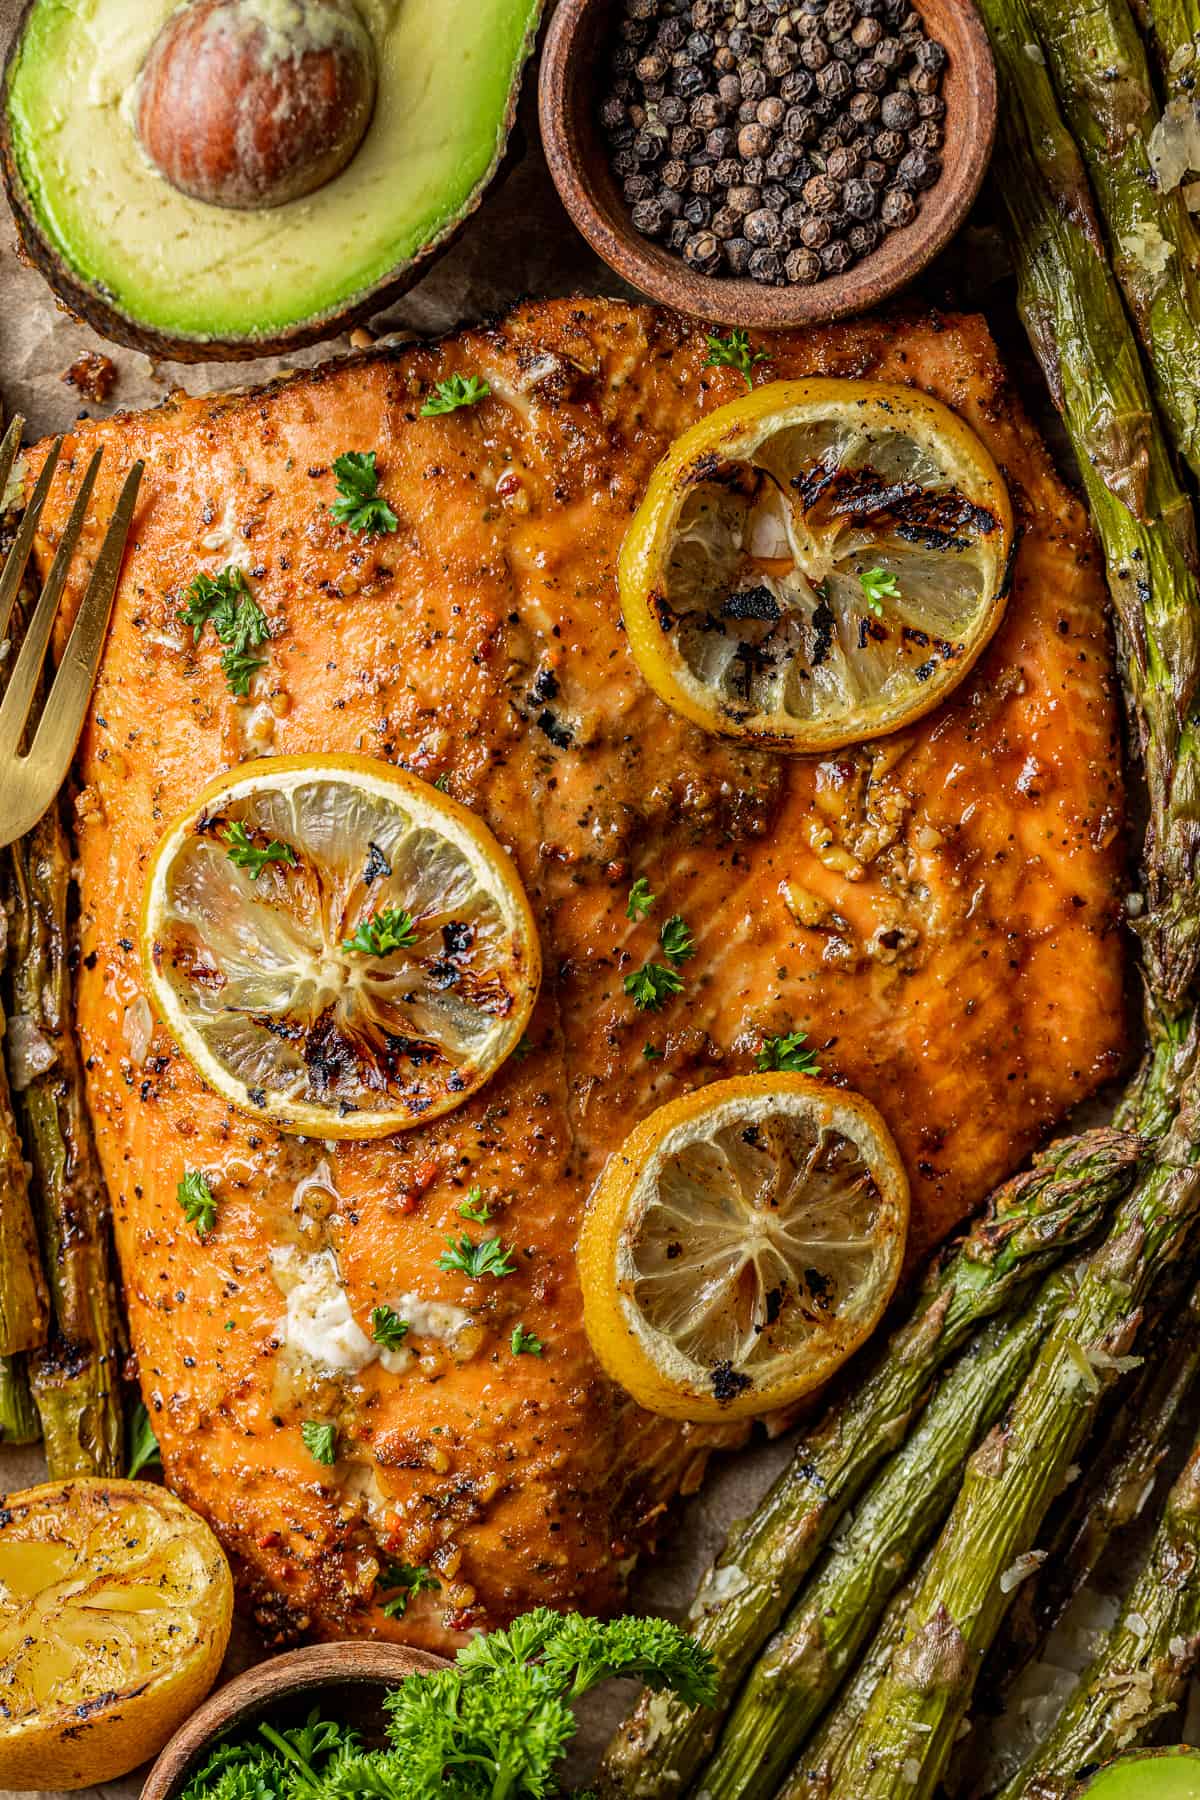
<box><xmin>0</xmin><ymin>1354</ymin><xmax>40</xmax><ymax>1445</ymax></box>
<box><xmin>0</xmin><ymin>993</ymin><xmax>49</xmax><ymax>1355</ymax></box>
<box><xmin>776</xmin><ymin>1572</ymin><xmax>919</xmax><ymax>1800</ymax></box>
<box><xmin>831</xmin><ymin>1040</ymin><xmax>1200</xmax><ymax>1800</ymax></box>
<box><xmin>7</xmin><ymin>802</ymin><xmax>123</xmax><ymax>1477</ymax></box>
<box><xmin>1023</xmin><ymin>0</ymin><xmax>1200</xmax><ymax>488</ymax></box>
<box><xmin>702</xmin><ymin>1279</ymin><xmax>1071</xmax><ymax>1800</ymax></box>
<box><xmin>599</xmin><ymin>1127</ymin><xmax>1141</xmax><ymax>1794</ymax></box>
<box><xmin>999</xmin><ymin>1428</ymin><xmax>1200</xmax><ymax>1799</ymax></box>
<box><xmin>977</xmin><ymin>0</ymin><xmax>1200</xmax><ymax>1008</ymax></box>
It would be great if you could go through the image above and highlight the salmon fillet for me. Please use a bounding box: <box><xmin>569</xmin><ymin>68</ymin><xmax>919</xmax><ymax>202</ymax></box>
<box><xmin>27</xmin><ymin>298</ymin><xmax>1126</xmax><ymax>1649</ymax></box>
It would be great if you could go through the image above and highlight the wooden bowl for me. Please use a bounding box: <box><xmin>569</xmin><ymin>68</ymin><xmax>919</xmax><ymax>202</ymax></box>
<box><xmin>140</xmin><ymin>1642</ymin><xmax>447</xmax><ymax>1800</ymax></box>
<box><xmin>538</xmin><ymin>0</ymin><xmax>997</xmax><ymax>326</ymax></box>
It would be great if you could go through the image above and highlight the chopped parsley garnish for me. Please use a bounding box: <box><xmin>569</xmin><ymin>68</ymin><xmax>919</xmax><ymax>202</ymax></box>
<box><xmin>222</xmin><ymin>820</ymin><xmax>297</xmax><ymax>880</ymax></box>
<box><xmin>370</xmin><ymin>1305</ymin><xmax>410</xmax><ymax>1351</ymax></box>
<box><xmin>624</xmin><ymin>962</ymin><xmax>685</xmax><ymax>1012</ymax></box>
<box><xmin>458</xmin><ymin>1186</ymin><xmax>492</xmax><ymax>1224</ymax></box>
<box><xmin>176</xmin><ymin>1169</ymin><xmax>217</xmax><ymax>1237</ymax></box>
<box><xmin>342</xmin><ymin>907</ymin><xmax>418</xmax><ymax>956</ymax></box>
<box><xmin>178</xmin><ymin>565</ymin><xmax>270</xmax><ymax>697</ymax></box>
<box><xmin>437</xmin><ymin>1234</ymin><xmax>516</xmax><ymax>1279</ymax></box>
<box><xmin>702</xmin><ymin>327</ymin><xmax>771</xmax><ymax>390</ymax></box>
<box><xmin>757</xmin><ymin>1030</ymin><xmax>821</xmax><ymax>1075</ymax></box>
<box><xmin>178</xmin><ymin>1607</ymin><xmax>714</xmax><ymax>1800</ymax></box>
<box><xmin>627</xmin><ymin>875</ymin><xmax>657</xmax><ymax>921</ymax></box>
<box><xmin>643</xmin><ymin>1043</ymin><xmax>663</xmax><ymax>1061</ymax></box>
<box><xmin>379</xmin><ymin>1561</ymin><xmax>440</xmax><ymax>1619</ymax></box>
<box><xmin>329</xmin><ymin>451</ymin><xmax>400</xmax><ymax>535</ymax></box>
<box><xmin>127</xmin><ymin>1401</ymin><xmax>162</xmax><ymax>1480</ymax></box>
<box><xmin>859</xmin><ymin>567</ymin><xmax>901</xmax><ymax>616</ymax></box>
<box><xmin>660</xmin><ymin>914</ymin><xmax>695</xmax><ymax>967</ymax></box>
<box><xmin>301</xmin><ymin>1420</ymin><xmax>337</xmax><ymax>1465</ymax></box>
<box><xmin>421</xmin><ymin>374</ymin><xmax>491</xmax><ymax>417</ymax></box>
<box><xmin>511</xmin><ymin>1323</ymin><xmax>544</xmax><ymax>1356</ymax></box>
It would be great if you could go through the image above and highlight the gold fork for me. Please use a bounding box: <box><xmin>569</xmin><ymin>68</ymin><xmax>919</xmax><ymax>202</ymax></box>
<box><xmin>0</xmin><ymin>414</ymin><xmax>143</xmax><ymax>847</ymax></box>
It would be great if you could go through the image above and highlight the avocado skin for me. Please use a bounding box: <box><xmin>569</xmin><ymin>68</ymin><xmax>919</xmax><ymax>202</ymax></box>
<box><xmin>0</xmin><ymin>0</ymin><xmax>544</xmax><ymax>363</ymax></box>
<box><xmin>1071</xmin><ymin>1747</ymin><xmax>1200</xmax><ymax>1799</ymax></box>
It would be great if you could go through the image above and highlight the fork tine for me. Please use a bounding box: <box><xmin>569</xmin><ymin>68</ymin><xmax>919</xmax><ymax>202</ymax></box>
<box><xmin>0</xmin><ymin>436</ymin><xmax>63</xmax><ymax>647</ymax></box>
<box><xmin>0</xmin><ymin>415</ymin><xmax>25</xmax><ymax>514</ymax></box>
<box><xmin>25</xmin><ymin>459</ymin><xmax>144</xmax><ymax>801</ymax></box>
<box><xmin>0</xmin><ymin>449</ymin><xmax>103</xmax><ymax>754</ymax></box>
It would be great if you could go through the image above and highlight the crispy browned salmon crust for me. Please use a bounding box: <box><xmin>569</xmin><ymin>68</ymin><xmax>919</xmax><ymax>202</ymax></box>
<box><xmin>28</xmin><ymin>298</ymin><xmax>1126</xmax><ymax>1650</ymax></box>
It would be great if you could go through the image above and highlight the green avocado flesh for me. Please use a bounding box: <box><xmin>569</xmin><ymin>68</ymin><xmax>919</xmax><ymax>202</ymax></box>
<box><xmin>1073</xmin><ymin>1749</ymin><xmax>1200</xmax><ymax>1799</ymax></box>
<box><xmin>4</xmin><ymin>0</ymin><xmax>539</xmax><ymax>344</ymax></box>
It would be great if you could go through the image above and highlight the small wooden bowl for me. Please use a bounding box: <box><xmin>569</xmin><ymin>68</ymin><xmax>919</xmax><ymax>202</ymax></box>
<box><xmin>140</xmin><ymin>1642</ymin><xmax>447</xmax><ymax>1800</ymax></box>
<box><xmin>539</xmin><ymin>0</ymin><xmax>997</xmax><ymax>326</ymax></box>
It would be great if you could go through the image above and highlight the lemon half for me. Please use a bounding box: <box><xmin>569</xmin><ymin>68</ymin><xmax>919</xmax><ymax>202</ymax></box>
<box><xmin>579</xmin><ymin>1074</ymin><xmax>909</xmax><ymax>1422</ymax></box>
<box><xmin>141</xmin><ymin>754</ymin><xmax>541</xmax><ymax>1139</ymax></box>
<box><xmin>0</xmin><ymin>1477</ymin><xmax>233</xmax><ymax>1790</ymax></box>
<box><xmin>621</xmin><ymin>378</ymin><xmax>1013</xmax><ymax>752</ymax></box>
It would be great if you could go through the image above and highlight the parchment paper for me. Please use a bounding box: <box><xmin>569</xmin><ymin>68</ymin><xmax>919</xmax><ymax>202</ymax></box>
<box><xmin>0</xmin><ymin>4</ymin><xmax>796</xmax><ymax>1793</ymax></box>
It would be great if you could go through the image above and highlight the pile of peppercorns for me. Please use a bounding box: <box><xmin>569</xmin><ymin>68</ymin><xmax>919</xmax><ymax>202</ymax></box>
<box><xmin>598</xmin><ymin>0</ymin><xmax>948</xmax><ymax>285</ymax></box>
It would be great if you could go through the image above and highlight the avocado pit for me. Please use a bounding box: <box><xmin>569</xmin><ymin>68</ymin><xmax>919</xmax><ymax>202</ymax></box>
<box><xmin>135</xmin><ymin>0</ymin><xmax>377</xmax><ymax>211</ymax></box>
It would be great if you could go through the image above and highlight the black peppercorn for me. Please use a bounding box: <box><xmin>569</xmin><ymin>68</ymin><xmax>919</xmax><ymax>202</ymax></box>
<box><xmin>717</xmin><ymin>72</ymin><xmax>742</xmax><ymax>103</ymax></box>
<box><xmin>738</xmin><ymin>121</ymin><xmax>772</xmax><ymax>157</ymax></box>
<box><xmin>690</xmin><ymin>162</ymin><xmax>718</xmax><ymax>193</ymax></box>
<box><xmin>915</xmin><ymin>36</ymin><xmax>947</xmax><ymax>72</ymax></box>
<box><xmin>799</xmin><ymin>36</ymin><xmax>830</xmax><ymax>68</ymax></box>
<box><xmin>824</xmin><ymin>0</ymin><xmax>856</xmax><ymax>35</ymax></box>
<box><xmin>636</xmin><ymin>49</ymin><xmax>669</xmax><ymax>81</ymax></box>
<box><xmin>683</xmin><ymin>192</ymin><xmax>714</xmax><ymax>224</ymax></box>
<box><xmin>909</xmin><ymin>119</ymin><xmax>942</xmax><ymax>151</ymax></box>
<box><xmin>612</xmin><ymin>147</ymin><xmax>640</xmax><ymax>178</ymax></box>
<box><xmin>612</xmin><ymin>42</ymin><xmax>637</xmax><ymax>71</ymax></box>
<box><xmin>624</xmin><ymin>172</ymin><xmax>657</xmax><ymax>202</ymax></box>
<box><xmin>666</xmin><ymin>214</ymin><xmax>693</xmax><ymax>252</ymax></box>
<box><xmin>820</xmin><ymin>238</ymin><xmax>853</xmax><ymax>272</ymax></box>
<box><xmin>628</xmin><ymin>0</ymin><xmax>657</xmax><ymax>17</ymax></box>
<box><xmin>917</xmin><ymin>92</ymin><xmax>946</xmax><ymax>118</ymax></box>
<box><xmin>798</xmin><ymin>212</ymin><xmax>832</xmax><ymax>246</ymax></box>
<box><xmin>761</xmin><ymin>180</ymin><xmax>791</xmax><ymax>208</ymax></box>
<box><xmin>825</xmin><ymin>144</ymin><xmax>861</xmax><ymax>180</ymax></box>
<box><xmin>780</xmin><ymin>68</ymin><xmax>815</xmax><ymax>101</ymax></box>
<box><xmin>659</xmin><ymin>17</ymin><xmax>688</xmax><ymax>49</ymax></box>
<box><xmin>841</xmin><ymin>176</ymin><xmax>877</xmax><ymax>218</ymax></box>
<box><xmin>874</xmin><ymin>34</ymin><xmax>905</xmax><ymax>66</ymax></box>
<box><xmin>880</xmin><ymin>88</ymin><xmax>917</xmax><ymax>128</ymax></box>
<box><xmin>670</xmin><ymin>123</ymin><xmax>703</xmax><ymax>155</ymax></box>
<box><xmin>621</xmin><ymin>17</ymin><xmax>652</xmax><ymax>44</ymax></box>
<box><xmin>739</xmin><ymin>60</ymin><xmax>769</xmax><ymax>99</ymax></box>
<box><xmin>757</xmin><ymin>95</ymin><xmax>786</xmax><ymax>129</ymax></box>
<box><xmin>909</xmin><ymin>65</ymin><xmax>942</xmax><ymax>93</ymax></box>
<box><xmin>848</xmin><ymin>218</ymin><xmax>882</xmax><ymax>254</ymax></box>
<box><xmin>727</xmin><ymin>25</ymin><xmax>755</xmax><ymax>53</ymax></box>
<box><xmin>726</xmin><ymin>181</ymin><xmax>758</xmax><ymax>214</ymax></box>
<box><xmin>854</xmin><ymin>58</ymin><xmax>888</xmax><ymax>90</ymax></box>
<box><xmin>659</xmin><ymin>94</ymin><xmax>688</xmax><ymax>124</ymax></box>
<box><xmin>785</xmin><ymin>246</ymin><xmax>823</xmax><ymax>282</ymax></box>
<box><xmin>763</xmin><ymin>36</ymin><xmax>796</xmax><ymax>75</ymax></box>
<box><xmin>714</xmin><ymin>43</ymin><xmax>738</xmax><ymax>69</ymax></box>
<box><xmin>897</xmin><ymin>148</ymin><xmax>940</xmax><ymax>188</ymax></box>
<box><xmin>784</xmin><ymin>105</ymin><xmax>819</xmax><ymax>144</ymax></box>
<box><xmin>764</xmin><ymin>148</ymin><xmax>796</xmax><ymax>182</ymax></box>
<box><xmin>715</xmin><ymin>156</ymin><xmax>744</xmax><ymax>185</ymax></box>
<box><xmin>675</xmin><ymin>64</ymin><xmax>706</xmax><ymax>96</ymax></box>
<box><xmin>724</xmin><ymin>235</ymin><xmax>753</xmax><ymax>272</ymax></box>
<box><xmin>686</xmin><ymin>28</ymin><xmax>715</xmax><ymax>57</ymax></box>
<box><xmin>704</xmin><ymin>125</ymin><xmax>732</xmax><ymax>157</ymax></box>
<box><xmin>741</xmin><ymin>154</ymin><xmax>767</xmax><ymax>184</ymax></box>
<box><xmin>849</xmin><ymin>89</ymin><xmax>881</xmax><ymax>123</ymax></box>
<box><xmin>691</xmin><ymin>91</ymin><xmax>726</xmax><ymax>127</ymax></box>
<box><xmin>873</xmin><ymin>127</ymin><xmax>905</xmax><ymax>162</ymax></box>
<box><xmin>692</xmin><ymin>0</ymin><xmax>722</xmax><ymax>23</ymax></box>
<box><xmin>661</xmin><ymin>185</ymin><xmax>685</xmax><ymax>217</ymax></box>
<box><xmin>631</xmin><ymin>197</ymin><xmax>667</xmax><ymax>235</ymax></box>
<box><xmin>661</xmin><ymin>157</ymin><xmax>690</xmax><ymax>189</ymax></box>
<box><xmin>711</xmin><ymin>203</ymin><xmax>741</xmax><ymax>237</ymax></box>
<box><xmin>745</xmin><ymin>204</ymin><xmax>784</xmax><ymax>244</ymax></box>
<box><xmin>879</xmin><ymin>182</ymin><xmax>917</xmax><ymax>226</ymax></box>
<box><xmin>803</xmin><ymin>172</ymin><xmax>841</xmax><ymax>211</ymax></box>
<box><xmin>684</xmin><ymin>227</ymin><xmax>722</xmax><ymax>268</ymax></box>
<box><xmin>601</xmin><ymin>96</ymin><xmax>628</xmax><ymax>132</ymax></box>
<box><xmin>748</xmin><ymin>245</ymin><xmax>784</xmax><ymax>281</ymax></box>
<box><xmin>862</xmin><ymin>157</ymin><xmax>888</xmax><ymax>185</ymax></box>
<box><xmin>852</xmin><ymin>15</ymin><xmax>883</xmax><ymax>47</ymax></box>
<box><xmin>749</xmin><ymin>3</ymin><xmax>773</xmax><ymax>29</ymax></box>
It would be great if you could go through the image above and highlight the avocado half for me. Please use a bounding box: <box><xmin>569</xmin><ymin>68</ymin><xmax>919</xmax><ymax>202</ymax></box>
<box><xmin>1</xmin><ymin>0</ymin><xmax>542</xmax><ymax>362</ymax></box>
<box><xmin>1071</xmin><ymin>1747</ymin><xmax>1200</xmax><ymax>1798</ymax></box>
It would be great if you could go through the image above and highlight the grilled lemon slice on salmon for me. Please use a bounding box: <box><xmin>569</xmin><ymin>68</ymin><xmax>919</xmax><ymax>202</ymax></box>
<box><xmin>141</xmin><ymin>754</ymin><xmax>541</xmax><ymax>1139</ymax></box>
<box><xmin>579</xmin><ymin>1074</ymin><xmax>909</xmax><ymax>1421</ymax></box>
<box><xmin>621</xmin><ymin>379</ymin><xmax>1013</xmax><ymax>752</ymax></box>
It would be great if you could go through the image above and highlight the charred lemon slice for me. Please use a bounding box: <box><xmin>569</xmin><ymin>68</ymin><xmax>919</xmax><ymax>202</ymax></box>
<box><xmin>141</xmin><ymin>754</ymin><xmax>541</xmax><ymax>1139</ymax></box>
<box><xmin>578</xmin><ymin>1074</ymin><xmax>908</xmax><ymax>1421</ymax></box>
<box><xmin>0</xmin><ymin>1477</ymin><xmax>232</xmax><ymax>1790</ymax></box>
<box><xmin>621</xmin><ymin>379</ymin><xmax>1013</xmax><ymax>752</ymax></box>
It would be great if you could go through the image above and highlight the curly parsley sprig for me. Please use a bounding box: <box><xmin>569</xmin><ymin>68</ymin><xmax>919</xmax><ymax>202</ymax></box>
<box><xmin>757</xmin><ymin>1030</ymin><xmax>821</xmax><ymax>1075</ymax></box>
<box><xmin>329</xmin><ymin>451</ymin><xmax>399</xmax><ymax>536</ymax></box>
<box><xmin>342</xmin><ymin>907</ymin><xmax>418</xmax><ymax>956</ymax></box>
<box><xmin>859</xmin><ymin>566</ymin><xmax>901</xmax><ymax>617</ymax></box>
<box><xmin>222</xmin><ymin>820</ymin><xmax>297</xmax><ymax>880</ymax></box>
<box><xmin>176</xmin><ymin>1169</ymin><xmax>217</xmax><ymax>1238</ymax></box>
<box><xmin>437</xmin><ymin>1234</ymin><xmax>516</xmax><ymax>1280</ymax></box>
<box><xmin>179</xmin><ymin>1607</ymin><xmax>714</xmax><ymax>1800</ymax></box>
<box><xmin>421</xmin><ymin>374</ymin><xmax>491</xmax><ymax>417</ymax></box>
<box><xmin>179</xmin><ymin>566</ymin><xmax>270</xmax><ymax>698</ymax></box>
<box><xmin>702</xmin><ymin>328</ymin><xmax>771</xmax><ymax>390</ymax></box>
